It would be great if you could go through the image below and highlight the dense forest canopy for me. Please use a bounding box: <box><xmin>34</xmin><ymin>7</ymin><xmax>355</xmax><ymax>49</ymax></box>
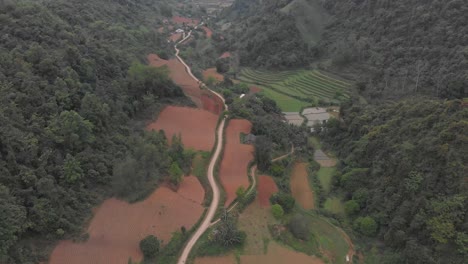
<box><xmin>221</xmin><ymin>0</ymin><xmax>467</xmax><ymax>99</ymax></box>
<box><xmin>318</xmin><ymin>99</ymin><xmax>467</xmax><ymax>263</ymax></box>
<box><xmin>320</xmin><ymin>0</ymin><xmax>468</xmax><ymax>99</ymax></box>
<box><xmin>0</xmin><ymin>0</ymin><xmax>188</xmax><ymax>262</ymax></box>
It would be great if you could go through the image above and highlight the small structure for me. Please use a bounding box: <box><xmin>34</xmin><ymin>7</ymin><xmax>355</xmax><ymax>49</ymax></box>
<box><xmin>175</xmin><ymin>28</ymin><xmax>184</xmax><ymax>33</ymax></box>
<box><xmin>239</xmin><ymin>93</ymin><xmax>245</xmax><ymax>99</ymax></box>
<box><xmin>302</xmin><ymin>107</ymin><xmax>330</xmax><ymax>127</ymax></box>
<box><xmin>244</xmin><ymin>134</ymin><xmax>256</xmax><ymax>144</ymax></box>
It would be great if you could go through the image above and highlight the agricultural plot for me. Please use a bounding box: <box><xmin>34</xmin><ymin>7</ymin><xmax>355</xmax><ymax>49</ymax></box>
<box><xmin>238</xmin><ymin>68</ymin><xmax>352</xmax><ymax>111</ymax></box>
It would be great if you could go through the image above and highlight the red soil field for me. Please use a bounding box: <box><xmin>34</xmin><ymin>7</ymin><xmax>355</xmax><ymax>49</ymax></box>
<box><xmin>257</xmin><ymin>175</ymin><xmax>278</xmax><ymax>207</ymax></box>
<box><xmin>170</xmin><ymin>32</ymin><xmax>183</xmax><ymax>42</ymax></box>
<box><xmin>147</xmin><ymin>106</ymin><xmax>218</xmax><ymax>151</ymax></box>
<box><xmin>219</xmin><ymin>51</ymin><xmax>231</xmax><ymax>59</ymax></box>
<box><xmin>202</xmin><ymin>26</ymin><xmax>213</xmax><ymax>38</ymax></box>
<box><xmin>219</xmin><ymin>119</ymin><xmax>254</xmax><ymax>206</ymax></box>
<box><xmin>203</xmin><ymin>68</ymin><xmax>224</xmax><ymax>83</ymax></box>
<box><xmin>147</xmin><ymin>54</ymin><xmax>223</xmax><ymax>114</ymax></box>
<box><xmin>172</xmin><ymin>16</ymin><xmax>200</xmax><ymax>26</ymax></box>
<box><xmin>290</xmin><ymin>162</ymin><xmax>315</xmax><ymax>210</ymax></box>
<box><xmin>249</xmin><ymin>86</ymin><xmax>262</xmax><ymax>94</ymax></box>
<box><xmin>50</xmin><ymin>176</ymin><xmax>204</xmax><ymax>264</ymax></box>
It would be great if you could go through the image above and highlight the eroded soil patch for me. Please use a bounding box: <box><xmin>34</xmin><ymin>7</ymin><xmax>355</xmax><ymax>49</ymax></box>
<box><xmin>147</xmin><ymin>106</ymin><xmax>218</xmax><ymax>151</ymax></box>
<box><xmin>219</xmin><ymin>119</ymin><xmax>253</xmax><ymax>206</ymax></box>
<box><xmin>290</xmin><ymin>162</ymin><xmax>315</xmax><ymax>210</ymax></box>
<box><xmin>257</xmin><ymin>175</ymin><xmax>278</xmax><ymax>207</ymax></box>
<box><xmin>50</xmin><ymin>176</ymin><xmax>204</xmax><ymax>264</ymax></box>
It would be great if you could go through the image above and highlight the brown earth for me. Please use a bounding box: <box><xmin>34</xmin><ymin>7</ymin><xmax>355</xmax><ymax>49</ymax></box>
<box><xmin>147</xmin><ymin>106</ymin><xmax>218</xmax><ymax>151</ymax></box>
<box><xmin>202</xmin><ymin>26</ymin><xmax>213</xmax><ymax>38</ymax></box>
<box><xmin>249</xmin><ymin>86</ymin><xmax>262</xmax><ymax>94</ymax></box>
<box><xmin>219</xmin><ymin>52</ymin><xmax>231</xmax><ymax>59</ymax></box>
<box><xmin>241</xmin><ymin>242</ymin><xmax>324</xmax><ymax>264</ymax></box>
<box><xmin>257</xmin><ymin>175</ymin><xmax>278</xmax><ymax>207</ymax></box>
<box><xmin>290</xmin><ymin>162</ymin><xmax>315</xmax><ymax>210</ymax></box>
<box><xmin>219</xmin><ymin>119</ymin><xmax>253</xmax><ymax>206</ymax></box>
<box><xmin>170</xmin><ymin>32</ymin><xmax>183</xmax><ymax>42</ymax></box>
<box><xmin>203</xmin><ymin>68</ymin><xmax>224</xmax><ymax>83</ymax></box>
<box><xmin>147</xmin><ymin>54</ymin><xmax>223</xmax><ymax>115</ymax></box>
<box><xmin>49</xmin><ymin>176</ymin><xmax>204</xmax><ymax>264</ymax></box>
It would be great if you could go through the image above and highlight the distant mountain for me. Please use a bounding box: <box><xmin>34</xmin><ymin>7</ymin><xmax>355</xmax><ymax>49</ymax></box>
<box><xmin>221</xmin><ymin>0</ymin><xmax>330</xmax><ymax>69</ymax></box>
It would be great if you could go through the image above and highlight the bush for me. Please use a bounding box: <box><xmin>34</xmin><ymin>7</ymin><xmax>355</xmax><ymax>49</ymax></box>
<box><xmin>270</xmin><ymin>192</ymin><xmax>295</xmax><ymax>213</ymax></box>
<box><xmin>344</xmin><ymin>200</ymin><xmax>360</xmax><ymax>216</ymax></box>
<box><xmin>353</xmin><ymin>216</ymin><xmax>378</xmax><ymax>236</ymax></box>
<box><xmin>271</xmin><ymin>204</ymin><xmax>284</xmax><ymax>219</ymax></box>
<box><xmin>288</xmin><ymin>214</ymin><xmax>310</xmax><ymax>241</ymax></box>
<box><xmin>140</xmin><ymin>235</ymin><xmax>160</xmax><ymax>259</ymax></box>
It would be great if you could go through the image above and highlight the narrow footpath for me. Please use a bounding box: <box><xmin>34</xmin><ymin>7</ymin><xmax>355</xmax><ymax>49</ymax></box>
<box><xmin>176</xmin><ymin>27</ymin><xmax>226</xmax><ymax>264</ymax></box>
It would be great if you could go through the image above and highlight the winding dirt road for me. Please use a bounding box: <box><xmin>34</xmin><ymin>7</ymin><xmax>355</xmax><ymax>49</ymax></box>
<box><xmin>175</xmin><ymin>28</ymin><xmax>227</xmax><ymax>264</ymax></box>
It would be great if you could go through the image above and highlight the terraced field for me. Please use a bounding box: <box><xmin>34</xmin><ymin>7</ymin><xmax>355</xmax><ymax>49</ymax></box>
<box><xmin>238</xmin><ymin>68</ymin><xmax>352</xmax><ymax>111</ymax></box>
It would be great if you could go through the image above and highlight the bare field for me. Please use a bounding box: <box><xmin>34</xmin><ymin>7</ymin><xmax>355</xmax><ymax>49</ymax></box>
<box><xmin>290</xmin><ymin>162</ymin><xmax>315</xmax><ymax>210</ymax></box>
<box><xmin>50</xmin><ymin>176</ymin><xmax>204</xmax><ymax>264</ymax></box>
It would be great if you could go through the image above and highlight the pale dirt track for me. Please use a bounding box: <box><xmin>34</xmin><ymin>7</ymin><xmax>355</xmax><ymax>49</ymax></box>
<box><xmin>176</xmin><ymin>27</ymin><xmax>227</xmax><ymax>264</ymax></box>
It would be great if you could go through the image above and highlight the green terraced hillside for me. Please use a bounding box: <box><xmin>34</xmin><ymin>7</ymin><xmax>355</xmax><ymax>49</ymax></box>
<box><xmin>238</xmin><ymin>68</ymin><xmax>352</xmax><ymax>111</ymax></box>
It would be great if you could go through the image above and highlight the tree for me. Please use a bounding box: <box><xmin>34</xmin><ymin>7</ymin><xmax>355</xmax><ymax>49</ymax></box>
<box><xmin>344</xmin><ymin>200</ymin><xmax>360</xmax><ymax>216</ymax></box>
<box><xmin>270</xmin><ymin>192</ymin><xmax>295</xmax><ymax>213</ymax></box>
<box><xmin>353</xmin><ymin>216</ymin><xmax>378</xmax><ymax>236</ymax></box>
<box><xmin>0</xmin><ymin>185</ymin><xmax>26</xmax><ymax>260</ymax></box>
<box><xmin>254</xmin><ymin>136</ymin><xmax>272</xmax><ymax>171</ymax></box>
<box><xmin>169</xmin><ymin>162</ymin><xmax>183</xmax><ymax>186</ymax></box>
<box><xmin>63</xmin><ymin>154</ymin><xmax>84</xmax><ymax>184</ymax></box>
<box><xmin>271</xmin><ymin>204</ymin><xmax>284</xmax><ymax>219</ymax></box>
<box><xmin>213</xmin><ymin>211</ymin><xmax>246</xmax><ymax>247</ymax></box>
<box><xmin>288</xmin><ymin>214</ymin><xmax>310</xmax><ymax>240</ymax></box>
<box><xmin>236</xmin><ymin>186</ymin><xmax>246</xmax><ymax>202</ymax></box>
<box><xmin>139</xmin><ymin>235</ymin><xmax>160</xmax><ymax>259</ymax></box>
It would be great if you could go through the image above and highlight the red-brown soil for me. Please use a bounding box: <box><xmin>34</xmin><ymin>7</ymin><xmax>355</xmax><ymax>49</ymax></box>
<box><xmin>257</xmin><ymin>175</ymin><xmax>278</xmax><ymax>207</ymax></box>
<box><xmin>147</xmin><ymin>54</ymin><xmax>222</xmax><ymax>114</ymax></box>
<box><xmin>219</xmin><ymin>119</ymin><xmax>254</xmax><ymax>206</ymax></box>
<box><xmin>172</xmin><ymin>16</ymin><xmax>200</xmax><ymax>26</ymax></box>
<box><xmin>202</xmin><ymin>26</ymin><xmax>213</xmax><ymax>38</ymax></box>
<box><xmin>147</xmin><ymin>106</ymin><xmax>218</xmax><ymax>151</ymax></box>
<box><xmin>170</xmin><ymin>32</ymin><xmax>183</xmax><ymax>42</ymax></box>
<box><xmin>249</xmin><ymin>86</ymin><xmax>262</xmax><ymax>94</ymax></box>
<box><xmin>49</xmin><ymin>176</ymin><xmax>204</xmax><ymax>264</ymax></box>
<box><xmin>219</xmin><ymin>52</ymin><xmax>231</xmax><ymax>59</ymax></box>
<box><xmin>203</xmin><ymin>68</ymin><xmax>224</xmax><ymax>83</ymax></box>
<box><xmin>290</xmin><ymin>162</ymin><xmax>315</xmax><ymax>210</ymax></box>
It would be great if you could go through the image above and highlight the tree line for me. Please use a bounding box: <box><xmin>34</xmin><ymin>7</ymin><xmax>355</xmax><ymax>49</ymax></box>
<box><xmin>0</xmin><ymin>0</ymin><xmax>189</xmax><ymax>262</ymax></box>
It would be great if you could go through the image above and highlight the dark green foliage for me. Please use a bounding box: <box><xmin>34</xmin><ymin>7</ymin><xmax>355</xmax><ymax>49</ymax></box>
<box><xmin>344</xmin><ymin>200</ymin><xmax>359</xmax><ymax>216</ymax></box>
<box><xmin>140</xmin><ymin>235</ymin><xmax>160</xmax><ymax>259</ymax></box>
<box><xmin>353</xmin><ymin>216</ymin><xmax>378</xmax><ymax>237</ymax></box>
<box><xmin>213</xmin><ymin>211</ymin><xmax>246</xmax><ymax>247</ymax></box>
<box><xmin>271</xmin><ymin>204</ymin><xmax>284</xmax><ymax>219</ymax></box>
<box><xmin>288</xmin><ymin>214</ymin><xmax>310</xmax><ymax>241</ymax></box>
<box><xmin>320</xmin><ymin>99</ymin><xmax>468</xmax><ymax>263</ymax></box>
<box><xmin>0</xmin><ymin>0</ymin><xmax>186</xmax><ymax>261</ymax></box>
<box><xmin>270</xmin><ymin>192</ymin><xmax>295</xmax><ymax>213</ymax></box>
<box><xmin>254</xmin><ymin>136</ymin><xmax>272</xmax><ymax>171</ymax></box>
<box><xmin>320</xmin><ymin>0</ymin><xmax>468</xmax><ymax>99</ymax></box>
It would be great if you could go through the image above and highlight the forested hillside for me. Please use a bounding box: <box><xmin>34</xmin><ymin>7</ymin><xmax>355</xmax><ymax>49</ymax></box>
<box><xmin>318</xmin><ymin>99</ymin><xmax>467</xmax><ymax>263</ymax></box>
<box><xmin>0</xmin><ymin>0</ymin><xmax>188</xmax><ymax>262</ymax></box>
<box><xmin>220</xmin><ymin>0</ymin><xmax>329</xmax><ymax>68</ymax></box>
<box><xmin>320</xmin><ymin>0</ymin><xmax>468</xmax><ymax>99</ymax></box>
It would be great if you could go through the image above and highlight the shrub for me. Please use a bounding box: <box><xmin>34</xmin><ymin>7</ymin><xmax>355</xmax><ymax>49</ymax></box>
<box><xmin>344</xmin><ymin>200</ymin><xmax>360</xmax><ymax>216</ymax></box>
<box><xmin>140</xmin><ymin>235</ymin><xmax>160</xmax><ymax>259</ymax></box>
<box><xmin>271</xmin><ymin>204</ymin><xmax>284</xmax><ymax>219</ymax></box>
<box><xmin>353</xmin><ymin>216</ymin><xmax>378</xmax><ymax>236</ymax></box>
<box><xmin>288</xmin><ymin>214</ymin><xmax>310</xmax><ymax>241</ymax></box>
<box><xmin>270</xmin><ymin>192</ymin><xmax>295</xmax><ymax>213</ymax></box>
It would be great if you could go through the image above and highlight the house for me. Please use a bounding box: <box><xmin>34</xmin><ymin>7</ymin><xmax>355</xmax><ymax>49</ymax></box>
<box><xmin>175</xmin><ymin>28</ymin><xmax>184</xmax><ymax>33</ymax></box>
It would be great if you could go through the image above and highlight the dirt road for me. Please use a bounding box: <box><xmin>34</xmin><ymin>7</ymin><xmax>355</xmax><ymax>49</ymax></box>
<box><xmin>176</xmin><ymin>27</ymin><xmax>227</xmax><ymax>264</ymax></box>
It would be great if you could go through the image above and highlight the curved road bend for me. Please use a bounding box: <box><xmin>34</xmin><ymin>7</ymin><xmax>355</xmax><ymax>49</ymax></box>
<box><xmin>175</xmin><ymin>29</ymin><xmax>226</xmax><ymax>264</ymax></box>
